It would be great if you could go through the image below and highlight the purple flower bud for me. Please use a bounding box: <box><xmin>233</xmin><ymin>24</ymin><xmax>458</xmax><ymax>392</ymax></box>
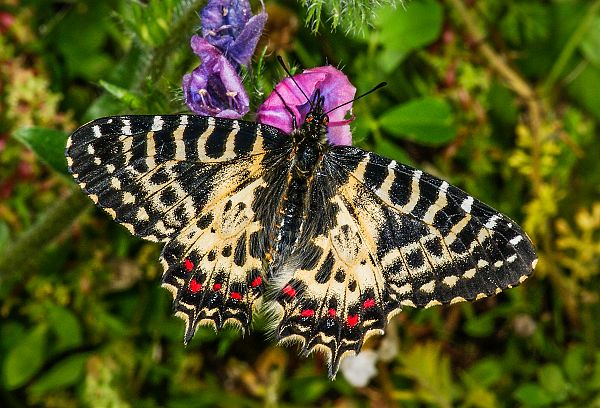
<box><xmin>182</xmin><ymin>36</ymin><xmax>250</xmax><ymax>119</ymax></box>
<box><xmin>201</xmin><ymin>0</ymin><xmax>267</xmax><ymax>68</ymax></box>
<box><xmin>257</xmin><ymin>66</ymin><xmax>357</xmax><ymax>146</ymax></box>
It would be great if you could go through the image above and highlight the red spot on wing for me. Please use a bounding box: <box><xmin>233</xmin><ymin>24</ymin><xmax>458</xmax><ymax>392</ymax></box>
<box><xmin>184</xmin><ymin>258</ymin><xmax>194</xmax><ymax>272</ymax></box>
<box><xmin>300</xmin><ymin>309</ymin><xmax>314</xmax><ymax>317</ymax></box>
<box><xmin>213</xmin><ymin>283</ymin><xmax>222</xmax><ymax>291</ymax></box>
<box><xmin>328</xmin><ymin>308</ymin><xmax>336</xmax><ymax>317</ymax></box>
<box><xmin>189</xmin><ymin>279</ymin><xmax>202</xmax><ymax>293</ymax></box>
<box><xmin>230</xmin><ymin>292</ymin><xmax>242</xmax><ymax>300</ymax></box>
<box><xmin>347</xmin><ymin>314</ymin><xmax>359</xmax><ymax>327</ymax></box>
<box><xmin>363</xmin><ymin>298</ymin><xmax>376</xmax><ymax>309</ymax></box>
<box><xmin>251</xmin><ymin>276</ymin><xmax>262</xmax><ymax>288</ymax></box>
<box><xmin>282</xmin><ymin>285</ymin><xmax>296</xmax><ymax>297</ymax></box>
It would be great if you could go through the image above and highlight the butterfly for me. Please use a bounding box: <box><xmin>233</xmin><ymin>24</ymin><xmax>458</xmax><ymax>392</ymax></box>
<box><xmin>65</xmin><ymin>89</ymin><xmax>537</xmax><ymax>378</ymax></box>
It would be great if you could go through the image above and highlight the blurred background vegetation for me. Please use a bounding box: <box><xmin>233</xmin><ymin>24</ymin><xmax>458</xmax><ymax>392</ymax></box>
<box><xmin>1</xmin><ymin>0</ymin><xmax>600</xmax><ymax>406</ymax></box>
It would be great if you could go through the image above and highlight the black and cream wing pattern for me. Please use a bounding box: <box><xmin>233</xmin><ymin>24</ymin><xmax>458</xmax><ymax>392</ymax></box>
<box><xmin>273</xmin><ymin>146</ymin><xmax>536</xmax><ymax>375</ymax></box>
<box><xmin>66</xmin><ymin>113</ymin><xmax>536</xmax><ymax>378</ymax></box>
<box><xmin>66</xmin><ymin>115</ymin><xmax>291</xmax><ymax>336</ymax></box>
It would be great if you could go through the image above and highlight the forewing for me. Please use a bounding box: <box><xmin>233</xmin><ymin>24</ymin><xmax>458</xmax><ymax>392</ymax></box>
<box><xmin>67</xmin><ymin>115</ymin><xmax>284</xmax><ymax>241</ymax></box>
<box><xmin>271</xmin><ymin>146</ymin><xmax>536</xmax><ymax>377</ymax></box>
<box><xmin>67</xmin><ymin>114</ymin><xmax>292</xmax><ymax>336</ymax></box>
<box><xmin>339</xmin><ymin>147</ymin><xmax>537</xmax><ymax>306</ymax></box>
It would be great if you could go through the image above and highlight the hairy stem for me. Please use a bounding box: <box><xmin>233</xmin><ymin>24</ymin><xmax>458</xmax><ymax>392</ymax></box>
<box><xmin>148</xmin><ymin>0</ymin><xmax>206</xmax><ymax>81</ymax></box>
<box><xmin>0</xmin><ymin>188</ymin><xmax>89</xmax><ymax>279</ymax></box>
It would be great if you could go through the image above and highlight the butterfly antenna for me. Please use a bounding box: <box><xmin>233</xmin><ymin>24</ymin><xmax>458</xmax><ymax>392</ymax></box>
<box><xmin>324</xmin><ymin>81</ymin><xmax>387</xmax><ymax>116</ymax></box>
<box><xmin>274</xmin><ymin>88</ymin><xmax>298</xmax><ymax>130</ymax></box>
<box><xmin>277</xmin><ymin>56</ymin><xmax>312</xmax><ymax>107</ymax></box>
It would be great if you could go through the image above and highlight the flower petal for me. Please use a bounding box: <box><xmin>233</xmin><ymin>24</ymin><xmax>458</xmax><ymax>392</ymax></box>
<box><xmin>201</xmin><ymin>0</ymin><xmax>266</xmax><ymax>67</ymax></box>
<box><xmin>227</xmin><ymin>12</ymin><xmax>267</xmax><ymax>66</ymax></box>
<box><xmin>257</xmin><ymin>66</ymin><xmax>356</xmax><ymax>145</ymax></box>
<box><xmin>182</xmin><ymin>36</ymin><xmax>249</xmax><ymax>118</ymax></box>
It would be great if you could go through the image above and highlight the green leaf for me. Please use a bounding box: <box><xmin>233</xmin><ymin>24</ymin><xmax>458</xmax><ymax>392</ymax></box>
<box><xmin>29</xmin><ymin>354</ymin><xmax>88</xmax><ymax>395</ymax></box>
<box><xmin>376</xmin><ymin>0</ymin><xmax>442</xmax><ymax>66</ymax></box>
<box><xmin>538</xmin><ymin>364</ymin><xmax>569</xmax><ymax>402</ymax></box>
<box><xmin>379</xmin><ymin>97</ymin><xmax>456</xmax><ymax>145</ymax></box>
<box><xmin>289</xmin><ymin>376</ymin><xmax>329</xmax><ymax>404</ymax></box>
<box><xmin>3</xmin><ymin>325</ymin><xmax>47</xmax><ymax>389</ymax></box>
<box><xmin>580</xmin><ymin>18</ymin><xmax>600</xmax><ymax>67</ymax></box>
<box><xmin>374</xmin><ymin>138</ymin><xmax>413</xmax><ymax>166</ymax></box>
<box><xmin>0</xmin><ymin>222</ymin><xmax>9</xmax><ymax>250</ymax></box>
<box><xmin>567</xmin><ymin>63</ymin><xmax>600</xmax><ymax>122</ymax></box>
<box><xmin>216</xmin><ymin>328</ymin><xmax>240</xmax><ymax>357</ymax></box>
<box><xmin>54</xmin><ymin>2</ymin><xmax>118</xmax><ymax>81</ymax></box>
<box><xmin>400</xmin><ymin>342</ymin><xmax>457</xmax><ymax>406</ymax></box>
<box><xmin>0</xmin><ymin>321</ymin><xmax>26</xmax><ymax>351</ymax></box>
<box><xmin>99</xmin><ymin>80</ymin><xmax>143</xmax><ymax>110</ymax></box>
<box><xmin>12</xmin><ymin>128</ymin><xmax>69</xmax><ymax>176</ymax></box>
<box><xmin>514</xmin><ymin>383</ymin><xmax>554</xmax><ymax>407</ymax></box>
<box><xmin>499</xmin><ymin>3</ymin><xmax>550</xmax><ymax>46</ymax></box>
<box><xmin>563</xmin><ymin>345</ymin><xmax>586</xmax><ymax>382</ymax></box>
<box><xmin>462</xmin><ymin>387</ymin><xmax>498</xmax><ymax>408</ymax></box>
<box><xmin>465</xmin><ymin>359</ymin><xmax>503</xmax><ymax>388</ymax></box>
<box><xmin>590</xmin><ymin>352</ymin><xmax>600</xmax><ymax>390</ymax></box>
<box><xmin>488</xmin><ymin>82</ymin><xmax>518</xmax><ymax>125</ymax></box>
<box><xmin>464</xmin><ymin>314</ymin><xmax>496</xmax><ymax>337</ymax></box>
<box><xmin>47</xmin><ymin>305</ymin><xmax>83</xmax><ymax>353</ymax></box>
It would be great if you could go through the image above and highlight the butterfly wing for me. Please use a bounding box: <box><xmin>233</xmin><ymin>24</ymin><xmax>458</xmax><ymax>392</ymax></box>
<box><xmin>67</xmin><ymin>115</ymin><xmax>292</xmax><ymax>337</ymax></box>
<box><xmin>271</xmin><ymin>146</ymin><xmax>537</xmax><ymax>377</ymax></box>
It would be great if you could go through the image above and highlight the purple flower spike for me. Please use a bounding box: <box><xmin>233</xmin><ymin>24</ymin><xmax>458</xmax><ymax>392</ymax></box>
<box><xmin>182</xmin><ymin>36</ymin><xmax>250</xmax><ymax>118</ymax></box>
<box><xmin>201</xmin><ymin>0</ymin><xmax>267</xmax><ymax>68</ymax></box>
<box><xmin>257</xmin><ymin>66</ymin><xmax>357</xmax><ymax>146</ymax></box>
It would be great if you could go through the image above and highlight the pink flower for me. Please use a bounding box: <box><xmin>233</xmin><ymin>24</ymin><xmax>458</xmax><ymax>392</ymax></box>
<box><xmin>257</xmin><ymin>66</ymin><xmax>357</xmax><ymax>146</ymax></box>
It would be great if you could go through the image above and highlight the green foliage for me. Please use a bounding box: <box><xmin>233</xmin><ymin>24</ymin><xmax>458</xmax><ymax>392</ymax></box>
<box><xmin>3</xmin><ymin>325</ymin><xmax>47</xmax><ymax>389</ymax></box>
<box><xmin>13</xmin><ymin>128</ymin><xmax>70</xmax><ymax>176</ymax></box>
<box><xmin>580</xmin><ymin>17</ymin><xmax>600</xmax><ymax>66</ymax></box>
<box><xmin>379</xmin><ymin>97</ymin><xmax>456</xmax><ymax>145</ymax></box>
<box><xmin>397</xmin><ymin>342</ymin><xmax>457</xmax><ymax>407</ymax></box>
<box><xmin>2</xmin><ymin>0</ymin><xmax>600</xmax><ymax>406</ymax></box>
<box><xmin>29</xmin><ymin>353</ymin><xmax>88</xmax><ymax>395</ymax></box>
<box><xmin>376</xmin><ymin>0</ymin><xmax>443</xmax><ymax>69</ymax></box>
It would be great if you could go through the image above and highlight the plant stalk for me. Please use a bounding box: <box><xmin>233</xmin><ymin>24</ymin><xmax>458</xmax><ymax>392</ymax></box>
<box><xmin>446</xmin><ymin>0</ymin><xmax>542</xmax><ymax>193</ymax></box>
<box><xmin>0</xmin><ymin>188</ymin><xmax>89</xmax><ymax>278</ymax></box>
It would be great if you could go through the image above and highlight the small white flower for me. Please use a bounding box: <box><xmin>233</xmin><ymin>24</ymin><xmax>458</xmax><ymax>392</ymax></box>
<box><xmin>340</xmin><ymin>350</ymin><xmax>378</xmax><ymax>387</ymax></box>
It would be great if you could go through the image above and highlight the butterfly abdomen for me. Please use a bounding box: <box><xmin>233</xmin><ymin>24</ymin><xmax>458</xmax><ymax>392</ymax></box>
<box><xmin>268</xmin><ymin>138</ymin><xmax>325</xmax><ymax>275</ymax></box>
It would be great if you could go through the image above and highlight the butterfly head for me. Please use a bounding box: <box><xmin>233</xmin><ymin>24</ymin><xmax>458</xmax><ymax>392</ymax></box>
<box><xmin>301</xmin><ymin>89</ymin><xmax>330</xmax><ymax>142</ymax></box>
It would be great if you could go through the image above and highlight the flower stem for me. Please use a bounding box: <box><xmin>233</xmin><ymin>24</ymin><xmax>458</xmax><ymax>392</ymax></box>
<box><xmin>0</xmin><ymin>188</ymin><xmax>89</xmax><ymax>280</ymax></box>
<box><xmin>148</xmin><ymin>0</ymin><xmax>207</xmax><ymax>81</ymax></box>
<box><xmin>446</xmin><ymin>0</ymin><xmax>534</xmax><ymax>100</ymax></box>
<box><xmin>446</xmin><ymin>0</ymin><xmax>542</xmax><ymax>194</ymax></box>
